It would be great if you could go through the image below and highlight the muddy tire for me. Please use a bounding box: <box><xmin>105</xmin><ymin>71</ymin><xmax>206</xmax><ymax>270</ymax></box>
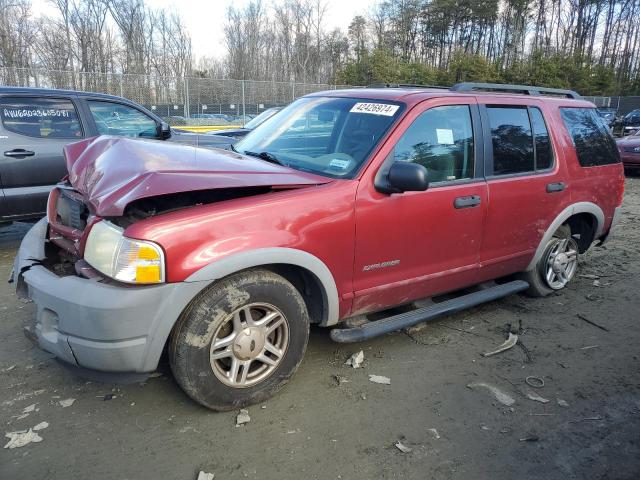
<box><xmin>169</xmin><ymin>269</ymin><xmax>310</xmax><ymax>411</ymax></box>
<box><xmin>520</xmin><ymin>225</ymin><xmax>579</xmax><ymax>297</ymax></box>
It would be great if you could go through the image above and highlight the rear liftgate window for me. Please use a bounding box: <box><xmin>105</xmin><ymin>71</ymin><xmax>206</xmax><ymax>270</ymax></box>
<box><xmin>560</xmin><ymin>107</ymin><xmax>620</xmax><ymax>167</ymax></box>
<box><xmin>0</xmin><ymin>97</ymin><xmax>82</xmax><ymax>139</ymax></box>
<box><xmin>487</xmin><ymin>106</ymin><xmax>554</xmax><ymax>175</ymax></box>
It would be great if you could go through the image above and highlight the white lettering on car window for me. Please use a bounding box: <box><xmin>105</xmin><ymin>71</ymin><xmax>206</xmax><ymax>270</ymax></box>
<box><xmin>2</xmin><ymin>108</ymin><xmax>71</xmax><ymax>119</ymax></box>
<box><xmin>350</xmin><ymin>103</ymin><xmax>399</xmax><ymax>116</ymax></box>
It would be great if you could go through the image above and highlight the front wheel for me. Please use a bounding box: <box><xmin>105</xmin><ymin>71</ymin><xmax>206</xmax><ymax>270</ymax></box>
<box><xmin>521</xmin><ymin>225</ymin><xmax>579</xmax><ymax>297</ymax></box>
<box><xmin>169</xmin><ymin>269</ymin><xmax>310</xmax><ymax>411</ymax></box>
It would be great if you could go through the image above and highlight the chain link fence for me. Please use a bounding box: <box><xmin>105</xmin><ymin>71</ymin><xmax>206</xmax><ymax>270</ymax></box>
<box><xmin>0</xmin><ymin>67</ymin><xmax>354</xmax><ymax>126</ymax></box>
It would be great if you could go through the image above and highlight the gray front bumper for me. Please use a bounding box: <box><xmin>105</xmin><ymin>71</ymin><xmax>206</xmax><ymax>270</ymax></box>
<box><xmin>13</xmin><ymin>219</ymin><xmax>208</xmax><ymax>373</ymax></box>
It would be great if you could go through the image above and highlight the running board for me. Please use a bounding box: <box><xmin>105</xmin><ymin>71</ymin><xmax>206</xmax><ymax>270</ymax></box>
<box><xmin>330</xmin><ymin>280</ymin><xmax>529</xmax><ymax>343</ymax></box>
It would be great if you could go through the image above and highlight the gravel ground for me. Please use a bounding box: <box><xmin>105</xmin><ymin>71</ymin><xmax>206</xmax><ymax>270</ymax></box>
<box><xmin>1</xmin><ymin>178</ymin><xmax>639</xmax><ymax>480</ymax></box>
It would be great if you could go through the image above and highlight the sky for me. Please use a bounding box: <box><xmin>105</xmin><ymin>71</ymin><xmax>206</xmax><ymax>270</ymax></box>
<box><xmin>32</xmin><ymin>0</ymin><xmax>373</xmax><ymax>60</ymax></box>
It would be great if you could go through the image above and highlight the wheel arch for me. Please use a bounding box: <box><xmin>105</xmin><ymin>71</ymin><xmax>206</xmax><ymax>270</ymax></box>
<box><xmin>184</xmin><ymin>247</ymin><xmax>340</xmax><ymax>326</ymax></box>
<box><xmin>526</xmin><ymin>202</ymin><xmax>604</xmax><ymax>271</ymax></box>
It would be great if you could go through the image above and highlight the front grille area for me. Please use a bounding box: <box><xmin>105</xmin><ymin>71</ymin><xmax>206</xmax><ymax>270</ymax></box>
<box><xmin>55</xmin><ymin>189</ymin><xmax>88</xmax><ymax>231</ymax></box>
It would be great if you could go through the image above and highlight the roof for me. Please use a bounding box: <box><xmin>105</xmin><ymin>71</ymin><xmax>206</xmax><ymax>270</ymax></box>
<box><xmin>0</xmin><ymin>86</ymin><xmax>127</xmax><ymax>101</ymax></box>
<box><xmin>307</xmin><ymin>85</ymin><xmax>593</xmax><ymax>108</ymax></box>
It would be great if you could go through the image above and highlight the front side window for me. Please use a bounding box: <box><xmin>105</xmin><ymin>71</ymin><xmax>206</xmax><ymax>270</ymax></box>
<box><xmin>236</xmin><ymin>97</ymin><xmax>403</xmax><ymax>178</ymax></box>
<box><xmin>560</xmin><ymin>107</ymin><xmax>620</xmax><ymax>166</ymax></box>
<box><xmin>392</xmin><ymin>105</ymin><xmax>474</xmax><ymax>182</ymax></box>
<box><xmin>88</xmin><ymin>101</ymin><xmax>158</xmax><ymax>138</ymax></box>
<box><xmin>0</xmin><ymin>96</ymin><xmax>82</xmax><ymax>138</ymax></box>
<box><xmin>488</xmin><ymin>106</ymin><xmax>534</xmax><ymax>175</ymax></box>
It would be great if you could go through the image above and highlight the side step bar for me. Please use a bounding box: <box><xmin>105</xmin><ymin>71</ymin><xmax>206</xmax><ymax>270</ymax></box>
<box><xmin>330</xmin><ymin>280</ymin><xmax>529</xmax><ymax>343</ymax></box>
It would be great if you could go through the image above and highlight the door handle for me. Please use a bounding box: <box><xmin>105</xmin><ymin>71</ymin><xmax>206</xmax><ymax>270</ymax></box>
<box><xmin>546</xmin><ymin>182</ymin><xmax>566</xmax><ymax>193</ymax></box>
<box><xmin>4</xmin><ymin>149</ymin><xmax>35</xmax><ymax>158</ymax></box>
<box><xmin>454</xmin><ymin>195</ymin><xmax>481</xmax><ymax>209</ymax></box>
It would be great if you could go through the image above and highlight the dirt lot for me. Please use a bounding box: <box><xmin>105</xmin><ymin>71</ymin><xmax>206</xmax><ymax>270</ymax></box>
<box><xmin>1</xmin><ymin>179</ymin><xmax>639</xmax><ymax>480</ymax></box>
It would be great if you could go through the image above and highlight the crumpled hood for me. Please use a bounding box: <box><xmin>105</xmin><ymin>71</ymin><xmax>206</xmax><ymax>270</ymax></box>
<box><xmin>64</xmin><ymin>136</ymin><xmax>331</xmax><ymax>217</ymax></box>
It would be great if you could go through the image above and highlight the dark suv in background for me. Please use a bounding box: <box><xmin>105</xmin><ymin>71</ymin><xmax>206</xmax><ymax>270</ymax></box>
<box><xmin>0</xmin><ymin>87</ymin><xmax>234</xmax><ymax>223</ymax></box>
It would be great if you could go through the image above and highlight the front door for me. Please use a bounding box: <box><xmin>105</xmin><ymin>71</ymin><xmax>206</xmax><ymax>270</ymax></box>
<box><xmin>351</xmin><ymin>98</ymin><xmax>487</xmax><ymax>316</ymax></box>
<box><xmin>0</xmin><ymin>95</ymin><xmax>84</xmax><ymax>220</ymax></box>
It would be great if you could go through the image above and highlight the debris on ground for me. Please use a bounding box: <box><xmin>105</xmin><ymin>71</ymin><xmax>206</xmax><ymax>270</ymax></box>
<box><xmin>394</xmin><ymin>441</ymin><xmax>412</xmax><ymax>453</ymax></box>
<box><xmin>593</xmin><ymin>279</ymin><xmax>601</xmax><ymax>287</ymax></box>
<box><xmin>344</xmin><ymin>350</ymin><xmax>364</xmax><ymax>369</ymax></box>
<box><xmin>2</xmin><ymin>365</ymin><xmax>16</xmax><ymax>373</ymax></box>
<box><xmin>526</xmin><ymin>391</ymin><xmax>550</xmax><ymax>403</ymax></box>
<box><xmin>236</xmin><ymin>409</ymin><xmax>251</xmax><ymax>427</ymax></box>
<box><xmin>103</xmin><ymin>394</ymin><xmax>115</xmax><ymax>401</ymax></box>
<box><xmin>467</xmin><ymin>382</ymin><xmax>516</xmax><ymax>406</ymax></box>
<box><xmin>58</xmin><ymin>398</ymin><xmax>75</xmax><ymax>408</ymax></box>
<box><xmin>4</xmin><ymin>429</ymin><xmax>43</xmax><ymax>449</ymax></box>
<box><xmin>149</xmin><ymin>372</ymin><xmax>163</xmax><ymax>378</ymax></box>
<box><xmin>581</xmin><ymin>345</ymin><xmax>600</xmax><ymax>350</ymax></box>
<box><xmin>33</xmin><ymin>422</ymin><xmax>48</xmax><ymax>431</ymax></box>
<box><xmin>525</xmin><ymin>376</ymin><xmax>545</xmax><ymax>388</ymax></box>
<box><xmin>579</xmin><ymin>274</ymin><xmax>600</xmax><ymax>280</ymax></box>
<box><xmin>22</xmin><ymin>403</ymin><xmax>37</xmax><ymax>414</ymax></box>
<box><xmin>519</xmin><ymin>435</ymin><xmax>539</xmax><ymax>442</ymax></box>
<box><xmin>368</xmin><ymin>375</ymin><xmax>391</xmax><ymax>385</ymax></box>
<box><xmin>332</xmin><ymin>374</ymin><xmax>349</xmax><ymax>385</ymax></box>
<box><xmin>482</xmin><ymin>331</ymin><xmax>518</xmax><ymax>357</ymax></box>
<box><xmin>557</xmin><ymin>398</ymin><xmax>570</xmax><ymax>407</ymax></box>
<box><xmin>197</xmin><ymin>471</ymin><xmax>214</xmax><ymax>480</ymax></box>
<box><xmin>576</xmin><ymin>313</ymin><xmax>610</xmax><ymax>332</ymax></box>
<box><xmin>428</xmin><ymin>428</ymin><xmax>440</xmax><ymax>439</ymax></box>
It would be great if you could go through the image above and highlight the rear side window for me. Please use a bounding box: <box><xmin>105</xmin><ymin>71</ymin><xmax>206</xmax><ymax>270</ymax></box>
<box><xmin>487</xmin><ymin>106</ymin><xmax>554</xmax><ymax>175</ymax></box>
<box><xmin>0</xmin><ymin>97</ymin><xmax>82</xmax><ymax>139</ymax></box>
<box><xmin>560</xmin><ymin>107</ymin><xmax>620</xmax><ymax>166</ymax></box>
<box><xmin>488</xmin><ymin>106</ymin><xmax>534</xmax><ymax>174</ymax></box>
<box><xmin>530</xmin><ymin>107</ymin><xmax>553</xmax><ymax>170</ymax></box>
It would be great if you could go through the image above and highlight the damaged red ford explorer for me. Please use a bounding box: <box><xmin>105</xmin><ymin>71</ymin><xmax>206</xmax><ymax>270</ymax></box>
<box><xmin>12</xmin><ymin>83</ymin><xmax>624</xmax><ymax>410</ymax></box>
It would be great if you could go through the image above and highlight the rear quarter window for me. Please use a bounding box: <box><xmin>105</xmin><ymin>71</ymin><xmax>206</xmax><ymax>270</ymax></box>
<box><xmin>0</xmin><ymin>96</ymin><xmax>82</xmax><ymax>139</ymax></box>
<box><xmin>560</xmin><ymin>107</ymin><xmax>620</xmax><ymax>167</ymax></box>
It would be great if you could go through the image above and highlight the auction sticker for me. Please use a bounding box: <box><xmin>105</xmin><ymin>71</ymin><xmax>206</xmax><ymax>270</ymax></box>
<box><xmin>350</xmin><ymin>102</ymin><xmax>399</xmax><ymax>116</ymax></box>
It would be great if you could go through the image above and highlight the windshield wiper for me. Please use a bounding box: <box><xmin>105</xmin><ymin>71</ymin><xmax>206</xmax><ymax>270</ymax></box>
<box><xmin>243</xmin><ymin>150</ymin><xmax>285</xmax><ymax>166</ymax></box>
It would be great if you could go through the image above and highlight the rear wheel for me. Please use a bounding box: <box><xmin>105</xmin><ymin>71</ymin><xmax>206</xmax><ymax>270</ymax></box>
<box><xmin>169</xmin><ymin>269</ymin><xmax>310</xmax><ymax>411</ymax></box>
<box><xmin>521</xmin><ymin>225</ymin><xmax>579</xmax><ymax>297</ymax></box>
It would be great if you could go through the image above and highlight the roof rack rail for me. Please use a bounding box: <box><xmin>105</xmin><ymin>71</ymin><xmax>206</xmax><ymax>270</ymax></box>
<box><xmin>451</xmin><ymin>82</ymin><xmax>581</xmax><ymax>99</ymax></box>
<box><xmin>368</xmin><ymin>83</ymin><xmax>449</xmax><ymax>90</ymax></box>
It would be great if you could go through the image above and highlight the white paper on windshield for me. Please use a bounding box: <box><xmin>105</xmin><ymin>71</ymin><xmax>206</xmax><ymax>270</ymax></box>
<box><xmin>350</xmin><ymin>103</ymin><xmax>399</xmax><ymax>116</ymax></box>
<box><xmin>329</xmin><ymin>158</ymin><xmax>351</xmax><ymax>169</ymax></box>
<box><xmin>436</xmin><ymin>128</ymin><xmax>455</xmax><ymax>145</ymax></box>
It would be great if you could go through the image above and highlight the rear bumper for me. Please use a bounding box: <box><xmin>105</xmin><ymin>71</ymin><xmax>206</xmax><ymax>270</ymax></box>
<box><xmin>13</xmin><ymin>219</ymin><xmax>208</xmax><ymax>373</ymax></box>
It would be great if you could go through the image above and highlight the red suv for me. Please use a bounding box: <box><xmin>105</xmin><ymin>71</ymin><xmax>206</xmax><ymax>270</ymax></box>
<box><xmin>13</xmin><ymin>83</ymin><xmax>624</xmax><ymax>410</ymax></box>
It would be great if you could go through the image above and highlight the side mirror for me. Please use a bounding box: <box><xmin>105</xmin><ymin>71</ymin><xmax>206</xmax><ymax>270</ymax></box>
<box><xmin>377</xmin><ymin>161</ymin><xmax>429</xmax><ymax>194</ymax></box>
<box><xmin>158</xmin><ymin>121</ymin><xmax>171</xmax><ymax>139</ymax></box>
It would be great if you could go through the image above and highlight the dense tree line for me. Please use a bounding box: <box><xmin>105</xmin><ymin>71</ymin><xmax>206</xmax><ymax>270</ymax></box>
<box><xmin>336</xmin><ymin>0</ymin><xmax>640</xmax><ymax>95</ymax></box>
<box><xmin>218</xmin><ymin>0</ymin><xmax>640</xmax><ymax>95</ymax></box>
<box><xmin>1</xmin><ymin>0</ymin><xmax>639</xmax><ymax>96</ymax></box>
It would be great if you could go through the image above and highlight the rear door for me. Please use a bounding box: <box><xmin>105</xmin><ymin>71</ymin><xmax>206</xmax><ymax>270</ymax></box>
<box><xmin>0</xmin><ymin>95</ymin><xmax>84</xmax><ymax>220</ymax></box>
<box><xmin>477</xmin><ymin>99</ymin><xmax>569</xmax><ymax>280</ymax></box>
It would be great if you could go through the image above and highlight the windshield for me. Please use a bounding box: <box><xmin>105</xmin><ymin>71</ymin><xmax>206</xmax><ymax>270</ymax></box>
<box><xmin>244</xmin><ymin>107</ymin><xmax>280</xmax><ymax>130</ymax></box>
<box><xmin>235</xmin><ymin>97</ymin><xmax>404</xmax><ymax>178</ymax></box>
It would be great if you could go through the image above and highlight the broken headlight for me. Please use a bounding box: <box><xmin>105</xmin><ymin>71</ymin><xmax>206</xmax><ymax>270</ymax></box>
<box><xmin>84</xmin><ymin>220</ymin><xmax>165</xmax><ymax>284</ymax></box>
